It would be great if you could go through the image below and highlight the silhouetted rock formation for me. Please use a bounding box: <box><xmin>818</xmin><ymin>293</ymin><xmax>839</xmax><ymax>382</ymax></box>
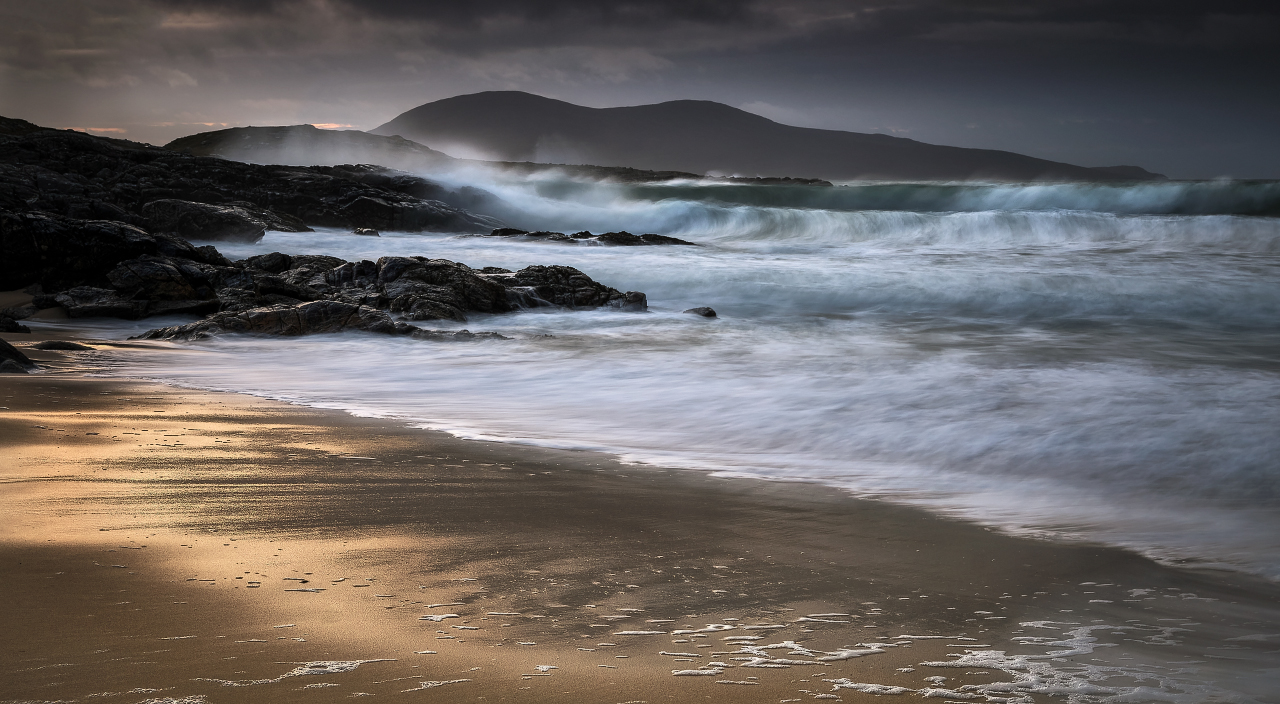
<box><xmin>0</xmin><ymin>116</ymin><xmax>504</xmax><ymax>240</ymax></box>
<box><xmin>484</xmin><ymin>228</ymin><xmax>698</xmax><ymax>246</ymax></box>
<box><xmin>373</xmin><ymin>91</ymin><xmax>1165</xmax><ymax>182</ymax></box>
<box><xmin>0</xmin><ymin>116</ymin><xmax>649</xmax><ymax>341</ymax></box>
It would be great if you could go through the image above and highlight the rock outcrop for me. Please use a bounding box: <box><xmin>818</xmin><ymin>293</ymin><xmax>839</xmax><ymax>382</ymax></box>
<box><xmin>0</xmin><ymin>115</ymin><xmax>651</xmax><ymax>343</ymax></box>
<box><xmin>0</xmin><ymin>117</ymin><xmax>505</xmax><ymax>238</ymax></box>
<box><xmin>484</xmin><ymin>228</ymin><xmax>698</xmax><ymax>246</ymax></box>
<box><xmin>0</xmin><ymin>337</ymin><xmax>35</xmax><ymax>372</ymax></box>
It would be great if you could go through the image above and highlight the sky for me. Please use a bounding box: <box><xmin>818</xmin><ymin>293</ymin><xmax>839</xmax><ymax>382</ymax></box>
<box><xmin>1</xmin><ymin>0</ymin><xmax>1277</xmax><ymax>178</ymax></box>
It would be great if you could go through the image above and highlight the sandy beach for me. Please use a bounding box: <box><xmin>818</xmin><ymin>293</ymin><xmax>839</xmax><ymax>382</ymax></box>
<box><xmin>2</xmin><ymin>333</ymin><xmax>1278</xmax><ymax>704</ymax></box>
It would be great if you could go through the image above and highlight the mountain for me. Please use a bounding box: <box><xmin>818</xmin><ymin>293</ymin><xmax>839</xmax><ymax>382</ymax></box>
<box><xmin>165</xmin><ymin>124</ymin><xmax>832</xmax><ymax>186</ymax></box>
<box><xmin>166</xmin><ymin>124</ymin><xmax>456</xmax><ymax>171</ymax></box>
<box><xmin>372</xmin><ymin>91</ymin><xmax>1163</xmax><ymax>182</ymax></box>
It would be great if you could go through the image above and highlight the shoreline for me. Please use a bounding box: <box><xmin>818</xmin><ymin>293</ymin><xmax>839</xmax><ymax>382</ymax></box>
<box><xmin>3</xmin><ymin>335</ymin><xmax>1279</xmax><ymax>703</ymax></box>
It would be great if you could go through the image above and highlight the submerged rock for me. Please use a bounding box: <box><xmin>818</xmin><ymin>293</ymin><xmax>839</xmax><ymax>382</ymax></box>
<box><xmin>32</xmin><ymin>340</ymin><xmax>94</xmax><ymax>350</ymax></box>
<box><xmin>134</xmin><ymin>301</ymin><xmax>411</xmax><ymax>341</ymax></box>
<box><xmin>484</xmin><ymin>227</ymin><xmax>698</xmax><ymax>247</ymax></box>
<box><xmin>684</xmin><ymin>307</ymin><xmax>717</xmax><ymax>318</ymax></box>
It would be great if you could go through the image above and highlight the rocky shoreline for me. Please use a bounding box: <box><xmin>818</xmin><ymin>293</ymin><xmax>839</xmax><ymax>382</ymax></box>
<box><xmin>0</xmin><ymin>116</ymin><xmax>654</xmax><ymax>371</ymax></box>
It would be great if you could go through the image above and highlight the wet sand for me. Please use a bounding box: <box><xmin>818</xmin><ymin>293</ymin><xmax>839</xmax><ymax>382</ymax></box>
<box><xmin>2</xmin><ymin>336</ymin><xmax>1279</xmax><ymax>703</ymax></box>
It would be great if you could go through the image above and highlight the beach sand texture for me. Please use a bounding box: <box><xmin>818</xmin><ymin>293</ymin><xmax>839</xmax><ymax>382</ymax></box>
<box><xmin>3</xmin><ymin>339</ymin><xmax>1279</xmax><ymax>703</ymax></box>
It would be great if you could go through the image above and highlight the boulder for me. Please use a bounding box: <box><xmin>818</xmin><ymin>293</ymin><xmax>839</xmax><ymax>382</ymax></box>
<box><xmin>376</xmin><ymin>257</ymin><xmax>513</xmax><ymax>315</ymax></box>
<box><xmin>353</xmin><ymin>227</ymin><xmax>380</xmax><ymax>237</ymax></box>
<box><xmin>241</xmin><ymin>252</ymin><xmax>293</xmax><ymax>273</ymax></box>
<box><xmin>640</xmin><ymin>233</ymin><xmax>698</xmax><ymax>245</ymax></box>
<box><xmin>0</xmin><ymin>359</ymin><xmax>29</xmax><ymax>374</ymax></box>
<box><xmin>32</xmin><ymin>340</ymin><xmax>94</xmax><ymax>350</ymax></box>
<box><xmin>54</xmin><ymin>286</ymin><xmax>148</xmax><ymax>319</ymax></box>
<box><xmin>142</xmin><ymin>199</ymin><xmax>267</xmax><ymax>242</ymax></box>
<box><xmin>0</xmin><ymin>210</ymin><xmax>158</xmax><ymax>291</ymax></box>
<box><xmin>503</xmin><ymin>265</ymin><xmax>647</xmax><ymax>311</ymax></box>
<box><xmin>133</xmin><ymin>300</ymin><xmax>412</xmax><ymax>341</ymax></box>
<box><xmin>596</xmin><ymin>231</ymin><xmax>645</xmax><ymax>246</ymax></box>
<box><xmin>106</xmin><ymin>255</ymin><xmax>218</xmax><ymax>301</ymax></box>
<box><xmin>684</xmin><ymin>306</ymin><xmax>717</xmax><ymax>317</ymax></box>
<box><xmin>0</xmin><ymin>315</ymin><xmax>30</xmax><ymax>333</ymax></box>
<box><xmin>0</xmin><ymin>337</ymin><xmax>34</xmax><ymax>369</ymax></box>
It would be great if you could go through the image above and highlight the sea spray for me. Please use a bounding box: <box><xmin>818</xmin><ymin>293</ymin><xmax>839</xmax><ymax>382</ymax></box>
<box><xmin>57</xmin><ymin>178</ymin><xmax>1280</xmax><ymax>579</ymax></box>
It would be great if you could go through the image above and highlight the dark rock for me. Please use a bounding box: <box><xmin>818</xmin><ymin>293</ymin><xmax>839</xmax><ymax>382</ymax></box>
<box><xmin>2</xmin><ymin>304</ymin><xmax>37</xmax><ymax>320</ymax></box>
<box><xmin>490</xmin><ymin>227</ymin><xmax>529</xmax><ymax>237</ymax></box>
<box><xmin>376</xmin><ymin>256</ymin><xmax>513</xmax><ymax>316</ymax></box>
<box><xmin>54</xmin><ymin>286</ymin><xmax>148</xmax><ymax>319</ymax></box>
<box><xmin>480</xmin><ymin>266</ymin><xmax>513</xmax><ymax>274</ymax></box>
<box><xmin>107</xmin><ymin>255</ymin><xmax>219</xmax><ymax>301</ymax></box>
<box><xmin>503</xmin><ymin>265</ymin><xmax>647</xmax><ymax>311</ymax></box>
<box><xmin>353</xmin><ymin>227</ymin><xmax>381</xmax><ymax>237</ymax></box>
<box><xmin>32</xmin><ymin>340</ymin><xmax>93</xmax><ymax>350</ymax></box>
<box><xmin>0</xmin><ymin>210</ymin><xmax>158</xmax><ymax>291</ymax></box>
<box><xmin>241</xmin><ymin>252</ymin><xmax>293</xmax><ymax>274</ymax></box>
<box><xmin>337</xmin><ymin>195</ymin><xmax>500</xmax><ymax>233</ymax></box>
<box><xmin>596</xmin><ymin>231</ymin><xmax>645</xmax><ymax>246</ymax></box>
<box><xmin>142</xmin><ymin>199</ymin><xmax>267</xmax><ymax>243</ymax></box>
<box><xmin>133</xmin><ymin>301</ymin><xmax>411</xmax><ymax>341</ymax></box>
<box><xmin>0</xmin><ymin>359</ymin><xmax>28</xmax><ymax>373</ymax></box>
<box><xmin>410</xmin><ymin>329</ymin><xmax>509</xmax><ymax>342</ymax></box>
<box><xmin>640</xmin><ymin>233</ymin><xmax>698</xmax><ymax>246</ymax></box>
<box><xmin>0</xmin><ymin>124</ymin><xmax>505</xmax><ymax>235</ymax></box>
<box><xmin>0</xmin><ymin>315</ymin><xmax>30</xmax><ymax>333</ymax></box>
<box><xmin>0</xmin><ymin>337</ymin><xmax>34</xmax><ymax>367</ymax></box>
<box><xmin>570</xmin><ymin>231</ymin><xmax>593</xmax><ymax>239</ymax></box>
<box><xmin>684</xmin><ymin>306</ymin><xmax>717</xmax><ymax>317</ymax></box>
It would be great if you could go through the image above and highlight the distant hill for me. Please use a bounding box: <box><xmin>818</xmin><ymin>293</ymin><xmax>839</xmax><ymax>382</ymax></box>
<box><xmin>165</xmin><ymin>124</ymin><xmax>832</xmax><ymax>186</ymax></box>
<box><xmin>167</xmin><ymin>124</ymin><xmax>457</xmax><ymax>171</ymax></box>
<box><xmin>372</xmin><ymin>91</ymin><xmax>1164</xmax><ymax>182</ymax></box>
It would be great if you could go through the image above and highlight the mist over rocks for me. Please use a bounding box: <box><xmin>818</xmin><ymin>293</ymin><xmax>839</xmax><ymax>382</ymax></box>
<box><xmin>0</xmin><ymin>116</ymin><xmax>650</xmax><ymax>341</ymax></box>
<box><xmin>373</xmin><ymin>91</ymin><xmax>1167</xmax><ymax>182</ymax></box>
<box><xmin>0</xmin><ymin>116</ymin><xmax>505</xmax><ymax>238</ymax></box>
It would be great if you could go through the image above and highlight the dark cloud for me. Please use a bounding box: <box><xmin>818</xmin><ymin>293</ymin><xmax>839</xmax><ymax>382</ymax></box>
<box><xmin>0</xmin><ymin>0</ymin><xmax>1276</xmax><ymax>176</ymax></box>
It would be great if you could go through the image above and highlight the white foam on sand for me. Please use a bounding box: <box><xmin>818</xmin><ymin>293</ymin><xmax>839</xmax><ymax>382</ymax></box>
<box><xmin>195</xmin><ymin>660</ymin><xmax>394</xmax><ymax>687</ymax></box>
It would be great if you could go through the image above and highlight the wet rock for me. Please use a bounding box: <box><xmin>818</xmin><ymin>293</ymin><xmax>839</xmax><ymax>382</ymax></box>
<box><xmin>54</xmin><ymin>286</ymin><xmax>148</xmax><ymax>319</ymax></box>
<box><xmin>353</xmin><ymin>227</ymin><xmax>380</xmax><ymax>237</ymax></box>
<box><xmin>377</xmin><ymin>256</ymin><xmax>513</xmax><ymax>315</ymax></box>
<box><xmin>133</xmin><ymin>301</ymin><xmax>411</xmax><ymax>341</ymax></box>
<box><xmin>684</xmin><ymin>306</ymin><xmax>717</xmax><ymax>317</ymax></box>
<box><xmin>0</xmin><ymin>337</ymin><xmax>34</xmax><ymax>368</ymax></box>
<box><xmin>640</xmin><ymin>233</ymin><xmax>698</xmax><ymax>245</ymax></box>
<box><xmin>0</xmin><ymin>358</ymin><xmax>29</xmax><ymax>373</ymax></box>
<box><xmin>410</xmin><ymin>329</ymin><xmax>508</xmax><ymax>342</ymax></box>
<box><xmin>502</xmin><ymin>265</ymin><xmax>647</xmax><ymax>311</ymax></box>
<box><xmin>2</xmin><ymin>304</ymin><xmax>38</xmax><ymax>320</ymax></box>
<box><xmin>0</xmin><ymin>315</ymin><xmax>30</xmax><ymax>333</ymax></box>
<box><xmin>142</xmin><ymin>199</ymin><xmax>268</xmax><ymax>243</ymax></box>
<box><xmin>241</xmin><ymin>252</ymin><xmax>293</xmax><ymax>273</ymax></box>
<box><xmin>0</xmin><ymin>210</ymin><xmax>158</xmax><ymax>291</ymax></box>
<box><xmin>32</xmin><ymin>340</ymin><xmax>94</xmax><ymax>350</ymax></box>
<box><xmin>106</xmin><ymin>255</ymin><xmax>220</xmax><ymax>301</ymax></box>
<box><xmin>490</xmin><ymin>227</ymin><xmax>529</xmax><ymax>237</ymax></box>
<box><xmin>595</xmin><ymin>231</ymin><xmax>645</xmax><ymax>246</ymax></box>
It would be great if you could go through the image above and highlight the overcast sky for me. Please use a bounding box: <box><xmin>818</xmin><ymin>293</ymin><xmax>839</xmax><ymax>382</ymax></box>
<box><xmin>2</xmin><ymin>0</ymin><xmax>1277</xmax><ymax>178</ymax></box>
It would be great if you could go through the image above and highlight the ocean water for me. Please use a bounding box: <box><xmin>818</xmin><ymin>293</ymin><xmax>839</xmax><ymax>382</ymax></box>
<box><xmin>77</xmin><ymin>177</ymin><xmax>1280</xmax><ymax>580</ymax></box>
